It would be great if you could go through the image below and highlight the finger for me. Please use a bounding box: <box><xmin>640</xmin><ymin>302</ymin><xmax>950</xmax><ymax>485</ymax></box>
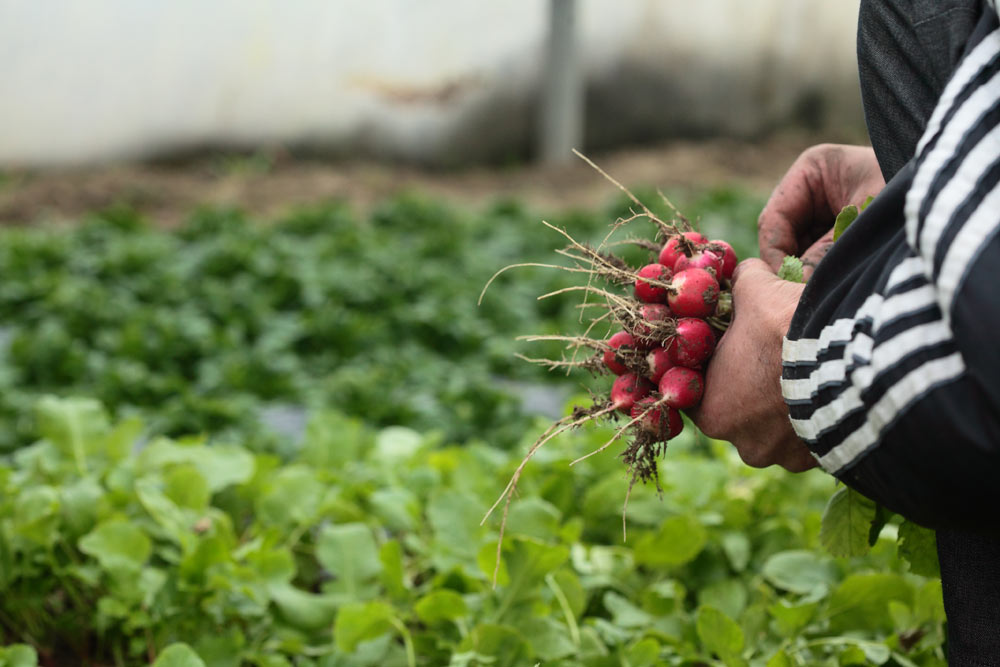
<box><xmin>757</xmin><ymin>164</ymin><xmax>820</xmax><ymax>270</ymax></box>
<box><xmin>800</xmin><ymin>228</ymin><xmax>835</xmax><ymax>280</ymax></box>
<box><xmin>757</xmin><ymin>205</ymin><xmax>803</xmax><ymax>272</ymax></box>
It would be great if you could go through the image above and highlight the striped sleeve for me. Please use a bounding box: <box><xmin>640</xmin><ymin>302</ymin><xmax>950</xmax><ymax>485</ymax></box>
<box><xmin>780</xmin><ymin>14</ymin><xmax>1000</xmax><ymax>495</ymax></box>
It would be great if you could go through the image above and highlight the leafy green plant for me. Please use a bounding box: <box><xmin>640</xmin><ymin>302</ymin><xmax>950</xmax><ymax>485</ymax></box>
<box><xmin>0</xmin><ymin>197</ymin><xmax>600</xmax><ymax>452</ymax></box>
<box><xmin>1</xmin><ymin>396</ymin><xmax>946</xmax><ymax>665</ymax></box>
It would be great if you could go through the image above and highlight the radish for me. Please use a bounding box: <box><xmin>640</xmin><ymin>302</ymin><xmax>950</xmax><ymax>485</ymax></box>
<box><xmin>611</xmin><ymin>373</ymin><xmax>653</xmax><ymax>414</ymax></box>
<box><xmin>667</xmin><ymin>317</ymin><xmax>715</xmax><ymax>368</ymax></box>
<box><xmin>667</xmin><ymin>268</ymin><xmax>719</xmax><ymax>318</ymax></box>
<box><xmin>657</xmin><ymin>366</ymin><xmax>704</xmax><ymax>410</ymax></box>
<box><xmin>707</xmin><ymin>240</ymin><xmax>737</xmax><ymax>280</ymax></box>
<box><xmin>603</xmin><ymin>331</ymin><xmax>640</xmax><ymax>375</ymax></box>
<box><xmin>673</xmin><ymin>248</ymin><xmax>724</xmax><ymax>276</ymax></box>
<box><xmin>632</xmin><ymin>303</ymin><xmax>672</xmax><ymax>343</ymax></box>
<box><xmin>645</xmin><ymin>346</ymin><xmax>673</xmax><ymax>382</ymax></box>
<box><xmin>658</xmin><ymin>231</ymin><xmax>708</xmax><ymax>269</ymax></box>
<box><xmin>630</xmin><ymin>397</ymin><xmax>683</xmax><ymax>440</ymax></box>
<box><xmin>634</xmin><ymin>263</ymin><xmax>671</xmax><ymax>303</ymax></box>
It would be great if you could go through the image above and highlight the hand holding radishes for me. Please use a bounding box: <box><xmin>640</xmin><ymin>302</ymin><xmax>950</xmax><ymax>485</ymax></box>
<box><xmin>688</xmin><ymin>258</ymin><xmax>817</xmax><ymax>472</ymax></box>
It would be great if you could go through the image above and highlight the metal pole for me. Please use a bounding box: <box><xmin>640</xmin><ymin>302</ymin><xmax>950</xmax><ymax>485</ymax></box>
<box><xmin>539</xmin><ymin>0</ymin><xmax>583</xmax><ymax>165</ymax></box>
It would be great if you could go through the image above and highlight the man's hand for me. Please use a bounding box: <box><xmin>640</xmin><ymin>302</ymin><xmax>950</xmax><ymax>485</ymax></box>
<box><xmin>758</xmin><ymin>144</ymin><xmax>885</xmax><ymax>279</ymax></box>
<box><xmin>689</xmin><ymin>259</ymin><xmax>817</xmax><ymax>472</ymax></box>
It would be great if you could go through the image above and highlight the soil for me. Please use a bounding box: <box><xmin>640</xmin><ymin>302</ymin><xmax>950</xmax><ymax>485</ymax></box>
<box><xmin>0</xmin><ymin>133</ymin><xmax>822</xmax><ymax>226</ymax></box>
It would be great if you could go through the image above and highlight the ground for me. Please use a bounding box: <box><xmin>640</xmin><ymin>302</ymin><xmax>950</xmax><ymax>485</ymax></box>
<box><xmin>0</xmin><ymin>134</ymin><xmax>823</xmax><ymax>225</ymax></box>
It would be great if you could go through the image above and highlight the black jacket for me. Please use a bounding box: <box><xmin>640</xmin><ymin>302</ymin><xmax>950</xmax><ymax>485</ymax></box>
<box><xmin>783</xmin><ymin>1</ymin><xmax>1000</xmax><ymax>662</ymax></box>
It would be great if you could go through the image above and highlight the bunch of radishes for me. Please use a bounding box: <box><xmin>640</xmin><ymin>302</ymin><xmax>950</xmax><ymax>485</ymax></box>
<box><xmin>604</xmin><ymin>230</ymin><xmax>736</xmax><ymax>450</ymax></box>
<box><xmin>480</xmin><ymin>176</ymin><xmax>741</xmax><ymax>577</ymax></box>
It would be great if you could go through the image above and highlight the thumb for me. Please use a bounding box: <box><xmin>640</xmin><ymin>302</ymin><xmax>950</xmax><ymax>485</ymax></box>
<box><xmin>730</xmin><ymin>257</ymin><xmax>806</xmax><ymax>324</ymax></box>
<box><xmin>731</xmin><ymin>257</ymin><xmax>779</xmax><ymax>286</ymax></box>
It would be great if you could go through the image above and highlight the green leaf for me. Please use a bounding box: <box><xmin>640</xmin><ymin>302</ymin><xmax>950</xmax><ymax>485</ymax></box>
<box><xmin>299</xmin><ymin>410</ymin><xmax>369</xmax><ymax>469</ymax></box>
<box><xmin>721</xmin><ymin>531</ymin><xmax>751</xmax><ymax>572</ymax></box>
<box><xmin>135</xmin><ymin>477</ymin><xmax>192</xmax><ymax>545</ymax></box>
<box><xmin>164</xmin><ymin>463</ymin><xmax>211</xmax><ymax>511</ymax></box>
<box><xmin>427</xmin><ymin>489</ymin><xmax>487</xmax><ymax>565</ymax></box>
<box><xmin>897</xmin><ymin>520</ymin><xmax>940</xmax><ymax>577</ymax></box>
<box><xmin>603</xmin><ymin>591</ymin><xmax>652</xmax><ymax>628</ymax></box>
<box><xmin>374</xmin><ymin>426</ymin><xmax>423</xmax><ymax>460</ymax></box>
<box><xmin>269</xmin><ymin>583</ymin><xmax>339</xmax><ymax>631</ymax></box>
<box><xmin>379</xmin><ymin>539</ymin><xmax>408</xmax><ymax>599</ymax></box>
<box><xmin>914</xmin><ymin>579</ymin><xmax>946</xmax><ymax>625</ymax></box>
<box><xmin>334</xmin><ymin>600</ymin><xmax>395</xmax><ymax>652</ymax></box>
<box><xmin>777</xmin><ymin>255</ymin><xmax>805</xmax><ymax>283</ymax></box>
<box><xmin>35</xmin><ymin>395</ymin><xmax>109</xmax><ymax>473</ymax></box>
<box><xmin>79</xmin><ymin>518</ymin><xmax>152</xmax><ymax>573</ymax></box>
<box><xmin>138</xmin><ymin>439</ymin><xmax>255</xmax><ymax>493</ymax></box>
<box><xmin>634</xmin><ymin>515</ymin><xmax>707</xmax><ymax>567</ymax></box>
<box><xmin>12</xmin><ymin>485</ymin><xmax>61</xmax><ymax>545</ymax></box>
<box><xmin>152</xmin><ymin>643</ymin><xmax>207</xmax><ymax>667</ymax></box>
<box><xmin>768</xmin><ymin>598</ymin><xmax>819</xmax><ymax>635</ymax></box>
<box><xmin>415</xmin><ymin>589</ymin><xmax>468</xmax><ymax>626</ymax></box>
<box><xmin>827</xmin><ymin>573</ymin><xmax>913</xmax><ymax>633</ymax></box>
<box><xmin>494</xmin><ymin>537</ymin><xmax>569</xmax><ymax>620</ymax></box>
<box><xmin>517</xmin><ymin>616</ymin><xmax>576</xmax><ymax>661</ymax></box>
<box><xmin>60</xmin><ymin>477</ymin><xmax>104</xmax><ymax>536</ymax></box>
<box><xmin>368</xmin><ymin>488</ymin><xmax>419</xmax><ymax>532</ymax></box>
<box><xmin>505</xmin><ymin>497</ymin><xmax>562</xmax><ymax>540</ymax></box>
<box><xmin>104</xmin><ymin>414</ymin><xmax>144</xmax><ymax>462</ymax></box>
<box><xmin>765</xmin><ymin>649</ymin><xmax>793</xmax><ymax>667</ymax></box>
<box><xmin>624</xmin><ymin>637</ymin><xmax>661</xmax><ymax>667</ymax></box>
<box><xmin>316</xmin><ymin>523</ymin><xmax>381</xmax><ymax>598</ymax></box>
<box><xmin>456</xmin><ymin>624</ymin><xmax>530</xmax><ymax>667</ymax></box>
<box><xmin>859</xmin><ymin>641</ymin><xmax>891</xmax><ymax>665</ymax></box>
<box><xmin>136</xmin><ymin>566</ymin><xmax>167</xmax><ymax>608</ymax></box>
<box><xmin>245</xmin><ymin>545</ymin><xmax>295</xmax><ymax>585</ymax></box>
<box><xmin>820</xmin><ymin>486</ymin><xmax>878</xmax><ymax>557</ymax></box>
<box><xmin>868</xmin><ymin>502</ymin><xmax>889</xmax><ymax>547</ymax></box>
<box><xmin>0</xmin><ymin>645</ymin><xmax>38</xmax><ymax>667</ymax></box>
<box><xmin>642</xmin><ymin>579</ymin><xmax>686</xmax><ymax>617</ymax></box>
<box><xmin>551</xmin><ymin>569</ymin><xmax>586</xmax><ymax>619</ymax></box>
<box><xmin>256</xmin><ymin>465</ymin><xmax>325</xmax><ymax>527</ymax></box>
<box><xmin>839</xmin><ymin>645</ymin><xmax>868</xmax><ymax>665</ymax></box>
<box><xmin>698</xmin><ymin>578</ymin><xmax>747</xmax><ymax>620</ymax></box>
<box><xmin>192</xmin><ymin>629</ymin><xmax>245</xmax><ymax>667</ymax></box>
<box><xmin>762</xmin><ymin>550</ymin><xmax>837</xmax><ymax>595</ymax></box>
<box><xmin>833</xmin><ymin>204</ymin><xmax>860</xmax><ymax>241</ymax></box>
<box><xmin>696</xmin><ymin>605</ymin><xmax>744</xmax><ymax>664</ymax></box>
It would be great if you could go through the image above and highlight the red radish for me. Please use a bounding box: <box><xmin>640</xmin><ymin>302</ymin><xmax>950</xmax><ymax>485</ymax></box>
<box><xmin>630</xmin><ymin>397</ymin><xmax>684</xmax><ymax>440</ymax></box>
<box><xmin>658</xmin><ymin>231</ymin><xmax>708</xmax><ymax>268</ymax></box>
<box><xmin>667</xmin><ymin>317</ymin><xmax>716</xmax><ymax>368</ymax></box>
<box><xmin>634</xmin><ymin>263</ymin><xmax>671</xmax><ymax>303</ymax></box>
<box><xmin>707</xmin><ymin>240</ymin><xmax>738</xmax><ymax>280</ymax></box>
<box><xmin>645</xmin><ymin>346</ymin><xmax>674</xmax><ymax>382</ymax></box>
<box><xmin>632</xmin><ymin>303</ymin><xmax>672</xmax><ymax>342</ymax></box>
<box><xmin>611</xmin><ymin>373</ymin><xmax>653</xmax><ymax>414</ymax></box>
<box><xmin>658</xmin><ymin>366</ymin><xmax>704</xmax><ymax>410</ymax></box>
<box><xmin>667</xmin><ymin>268</ymin><xmax>719</xmax><ymax>318</ymax></box>
<box><xmin>603</xmin><ymin>331</ymin><xmax>640</xmax><ymax>375</ymax></box>
<box><xmin>673</xmin><ymin>248</ymin><xmax>724</xmax><ymax>276</ymax></box>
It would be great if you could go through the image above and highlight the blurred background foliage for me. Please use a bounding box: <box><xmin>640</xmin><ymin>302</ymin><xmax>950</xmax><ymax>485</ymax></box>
<box><xmin>0</xmin><ymin>187</ymin><xmax>762</xmax><ymax>454</ymax></box>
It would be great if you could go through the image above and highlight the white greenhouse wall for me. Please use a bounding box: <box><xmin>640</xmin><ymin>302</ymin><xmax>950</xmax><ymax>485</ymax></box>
<box><xmin>0</xmin><ymin>1</ymin><xmax>862</xmax><ymax>166</ymax></box>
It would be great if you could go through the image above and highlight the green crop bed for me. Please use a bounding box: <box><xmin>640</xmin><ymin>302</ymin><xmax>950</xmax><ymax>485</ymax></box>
<box><xmin>0</xmin><ymin>190</ymin><xmax>946</xmax><ymax>665</ymax></box>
